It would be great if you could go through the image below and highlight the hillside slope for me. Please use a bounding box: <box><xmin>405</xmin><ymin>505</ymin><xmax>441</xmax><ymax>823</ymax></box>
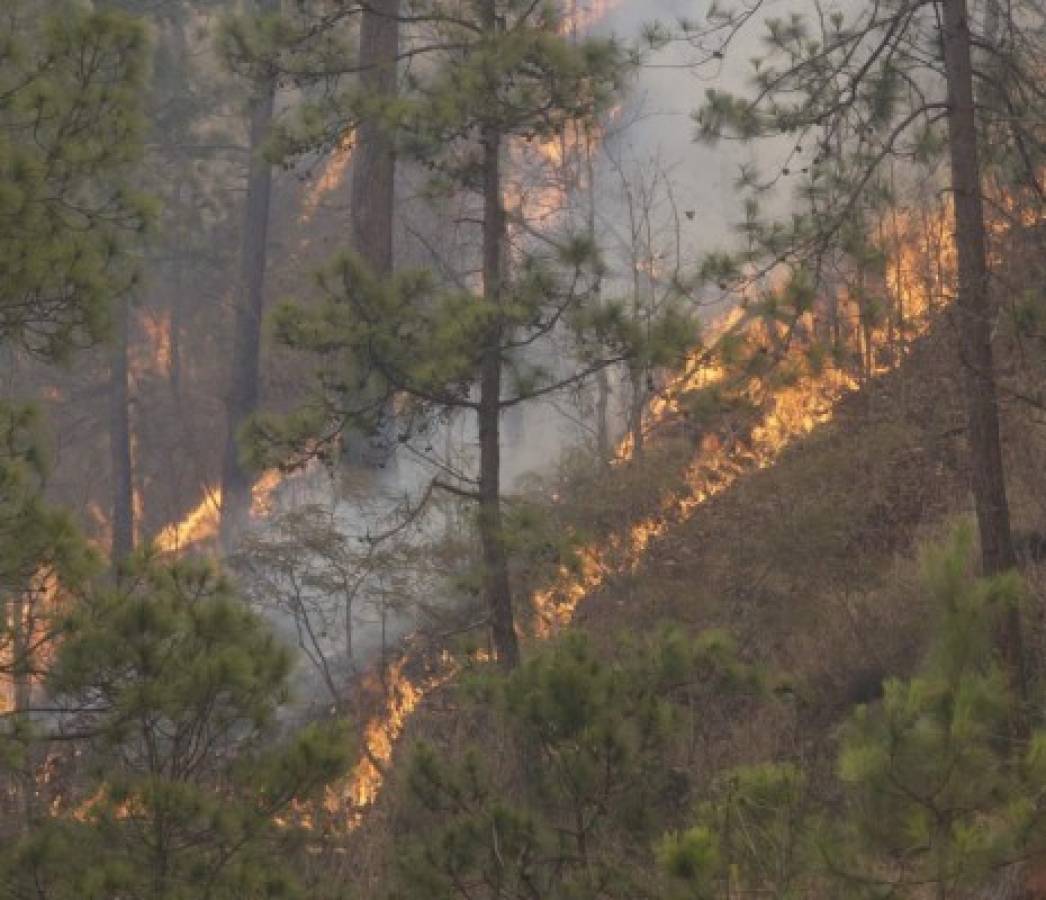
<box><xmin>343</xmin><ymin>326</ymin><xmax>1046</xmax><ymax>893</ymax></box>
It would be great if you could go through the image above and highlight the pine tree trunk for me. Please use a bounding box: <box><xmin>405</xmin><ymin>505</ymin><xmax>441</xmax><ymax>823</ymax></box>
<box><xmin>940</xmin><ymin>0</ymin><xmax>1023</xmax><ymax>693</ymax></box>
<box><xmin>110</xmin><ymin>294</ymin><xmax>134</xmax><ymax>561</ymax></box>
<box><xmin>629</xmin><ymin>367</ymin><xmax>645</xmax><ymax>458</ymax></box>
<box><xmin>584</xmin><ymin>132</ymin><xmax>611</xmax><ymax>463</ymax></box>
<box><xmin>596</xmin><ymin>368</ymin><xmax>610</xmax><ymax>461</ymax></box>
<box><xmin>351</xmin><ymin>0</ymin><xmax>398</xmax><ymax>275</ymax></box>
<box><xmin>478</xmin><ymin>22</ymin><xmax>519</xmax><ymax>668</ymax></box>
<box><xmin>341</xmin><ymin>0</ymin><xmax>399</xmax><ymax>467</ymax></box>
<box><xmin>220</xmin><ymin>2</ymin><xmax>276</xmax><ymax>548</ymax></box>
<box><xmin>169</xmin><ymin>180</ymin><xmax>186</xmax><ymax>405</ymax></box>
<box><xmin>165</xmin><ymin>17</ymin><xmax>190</xmax><ymax>406</ymax></box>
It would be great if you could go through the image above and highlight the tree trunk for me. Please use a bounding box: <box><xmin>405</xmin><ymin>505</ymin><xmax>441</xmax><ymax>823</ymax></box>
<box><xmin>584</xmin><ymin>130</ymin><xmax>611</xmax><ymax>463</ymax></box>
<box><xmin>478</xmin><ymin>14</ymin><xmax>519</xmax><ymax>668</ymax></box>
<box><xmin>940</xmin><ymin>0</ymin><xmax>1023</xmax><ymax>694</ymax></box>
<box><xmin>219</xmin><ymin>1</ymin><xmax>277</xmax><ymax>548</ymax></box>
<box><xmin>351</xmin><ymin>0</ymin><xmax>398</xmax><ymax>275</ymax></box>
<box><xmin>628</xmin><ymin>367</ymin><xmax>645</xmax><ymax>459</ymax></box>
<box><xmin>596</xmin><ymin>368</ymin><xmax>611</xmax><ymax>461</ymax></box>
<box><xmin>164</xmin><ymin>15</ymin><xmax>190</xmax><ymax>406</ymax></box>
<box><xmin>110</xmin><ymin>294</ymin><xmax>134</xmax><ymax>561</ymax></box>
<box><xmin>169</xmin><ymin>179</ymin><xmax>186</xmax><ymax>405</ymax></box>
<box><xmin>341</xmin><ymin>0</ymin><xmax>399</xmax><ymax>468</ymax></box>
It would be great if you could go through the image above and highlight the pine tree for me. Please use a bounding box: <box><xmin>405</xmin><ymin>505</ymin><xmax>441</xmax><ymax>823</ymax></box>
<box><xmin>391</xmin><ymin>627</ymin><xmax>757</xmax><ymax>899</ymax></box>
<box><xmin>218</xmin><ymin>0</ymin><xmax>281</xmax><ymax>547</ymax></box>
<box><xmin>351</xmin><ymin>0</ymin><xmax>399</xmax><ymax>277</ymax></box>
<box><xmin>1</xmin><ymin>552</ymin><xmax>350</xmax><ymax>899</ymax></box>
<box><xmin>0</xmin><ymin>0</ymin><xmax>147</xmax><ymax>826</ymax></box>
<box><xmin>245</xmin><ymin>0</ymin><xmax>694</xmax><ymax>668</ymax></box>
<box><xmin>0</xmin><ymin>1</ymin><xmax>150</xmax><ymax>363</ymax></box>
<box><xmin>661</xmin><ymin>527</ymin><xmax>1046</xmax><ymax>899</ymax></box>
<box><xmin>0</xmin><ymin>405</ymin><xmax>98</xmax><ymax>800</ymax></box>
<box><xmin>96</xmin><ymin>0</ymin><xmax>235</xmax><ymax>561</ymax></box>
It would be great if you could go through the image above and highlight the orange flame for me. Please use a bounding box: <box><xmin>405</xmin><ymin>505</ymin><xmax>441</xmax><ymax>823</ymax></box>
<box><xmin>335</xmin><ymin>656</ymin><xmax>455</xmax><ymax>827</ymax></box>
<box><xmin>152</xmin><ymin>471</ymin><xmax>284</xmax><ymax>553</ymax></box>
<box><xmin>300</xmin><ymin>131</ymin><xmax>356</xmax><ymax>226</ymax></box>
<box><xmin>335</xmin><ymin>197</ymin><xmax>953</xmax><ymax>829</ymax></box>
<box><xmin>1</xmin><ymin>569</ymin><xmax>61</xmax><ymax>715</ymax></box>
<box><xmin>566</xmin><ymin>0</ymin><xmax>619</xmax><ymax>34</ymax></box>
<box><xmin>130</xmin><ymin>308</ymin><xmax>173</xmax><ymax>379</ymax></box>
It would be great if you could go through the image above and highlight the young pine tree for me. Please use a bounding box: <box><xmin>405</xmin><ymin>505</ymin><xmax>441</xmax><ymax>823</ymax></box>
<box><xmin>1</xmin><ymin>553</ymin><xmax>350</xmax><ymax>900</ymax></box>
<box><xmin>0</xmin><ymin>405</ymin><xmax>99</xmax><ymax>829</ymax></box>
<box><xmin>661</xmin><ymin>527</ymin><xmax>1046</xmax><ymax>900</ymax></box>
<box><xmin>391</xmin><ymin>628</ymin><xmax>758</xmax><ymax>900</ymax></box>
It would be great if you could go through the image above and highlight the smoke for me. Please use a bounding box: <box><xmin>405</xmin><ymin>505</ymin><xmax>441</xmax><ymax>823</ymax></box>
<box><xmin>241</xmin><ymin>0</ymin><xmax>841</xmax><ymax>710</ymax></box>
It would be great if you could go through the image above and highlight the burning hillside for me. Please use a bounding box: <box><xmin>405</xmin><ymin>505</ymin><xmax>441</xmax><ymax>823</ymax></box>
<box><xmin>7</xmin><ymin>0</ymin><xmax>1046</xmax><ymax>895</ymax></box>
<box><xmin>331</xmin><ymin>233</ymin><xmax>946</xmax><ymax>830</ymax></box>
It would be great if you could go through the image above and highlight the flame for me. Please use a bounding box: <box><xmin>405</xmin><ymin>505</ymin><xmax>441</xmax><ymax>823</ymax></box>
<box><xmin>336</xmin><ymin>657</ymin><xmax>454</xmax><ymax>826</ymax></box>
<box><xmin>1</xmin><ymin>569</ymin><xmax>61</xmax><ymax>715</ymax></box>
<box><xmin>333</xmin><ymin>196</ymin><xmax>956</xmax><ymax>830</ymax></box>
<box><xmin>249</xmin><ymin>469</ymin><xmax>285</xmax><ymax>518</ymax></box>
<box><xmin>131</xmin><ymin>308</ymin><xmax>173</xmax><ymax>379</ymax></box>
<box><xmin>566</xmin><ymin>0</ymin><xmax>619</xmax><ymax>34</ymax></box>
<box><xmin>616</xmin><ymin>307</ymin><xmax>742</xmax><ymax>459</ymax></box>
<box><xmin>300</xmin><ymin>131</ymin><xmax>356</xmax><ymax>226</ymax></box>
<box><xmin>152</xmin><ymin>471</ymin><xmax>284</xmax><ymax>553</ymax></box>
<box><xmin>883</xmin><ymin>201</ymin><xmax>956</xmax><ymax>325</ymax></box>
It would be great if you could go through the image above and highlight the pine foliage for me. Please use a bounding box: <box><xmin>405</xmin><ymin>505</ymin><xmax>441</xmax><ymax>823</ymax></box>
<box><xmin>0</xmin><ymin>1</ymin><xmax>151</xmax><ymax>361</ymax></box>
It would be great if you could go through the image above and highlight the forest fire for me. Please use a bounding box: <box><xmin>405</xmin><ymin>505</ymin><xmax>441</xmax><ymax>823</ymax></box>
<box><xmin>152</xmin><ymin>469</ymin><xmax>284</xmax><ymax>553</ymax></box>
<box><xmin>534</xmin><ymin>191</ymin><xmax>956</xmax><ymax>631</ymax></box>
<box><xmin>330</xmin><ymin>329</ymin><xmax>863</xmax><ymax>825</ymax></box>
<box><xmin>334</xmin><ymin>203</ymin><xmax>949</xmax><ymax>828</ymax></box>
<box><xmin>0</xmin><ymin>570</ymin><xmax>60</xmax><ymax>716</ymax></box>
<box><xmin>10</xmin><ymin>0</ymin><xmax>1046</xmax><ymax>893</ymax></box>
<box><xmin>336</xmin><ymin>655</ymin><xmax>456</xmax><ymax>826</ymax></box>
<box><xmin>131</xmin><ymin>308</ymin><xmax>173</xmax><ymax>379</ymax></box>
<box><xmin>300</xmin><ymin>132</ymin><xmax>356</xmax><ymax>226</ymax></box>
